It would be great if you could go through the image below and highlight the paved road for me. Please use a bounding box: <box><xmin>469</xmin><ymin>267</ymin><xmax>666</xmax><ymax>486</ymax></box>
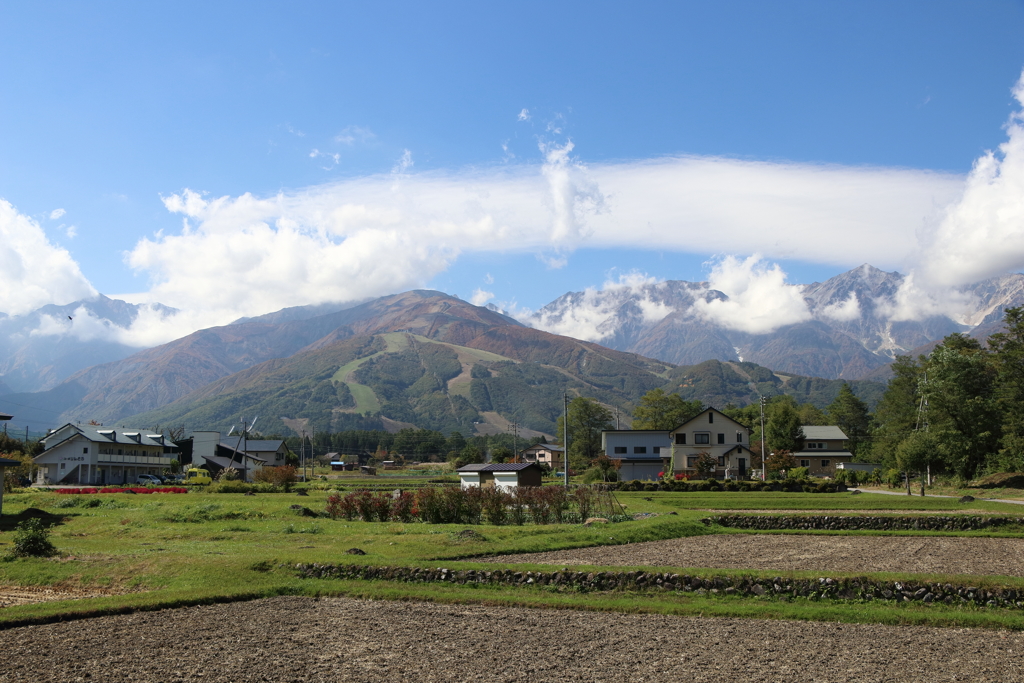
<box><xmin>854</xmin><ymin>488</ymin><xmax>1024</xmax><ymax>506</ymax></box>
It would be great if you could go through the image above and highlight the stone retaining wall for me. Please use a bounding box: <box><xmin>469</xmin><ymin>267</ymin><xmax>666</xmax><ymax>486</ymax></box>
<box><xmin>295</xmin><ymin>562</ymin><xmax>1024</xmax><ymax>609</ymax></box>
<box><xmin>702</xmin><ymin>514</ymin><xmax>1018</xmax><ymax>531</ymax></box>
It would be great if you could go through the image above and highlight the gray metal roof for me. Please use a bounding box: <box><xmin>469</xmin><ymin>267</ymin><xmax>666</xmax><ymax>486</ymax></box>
<box><xmin>235</xmin><ymin>439</ymin><xmax>286</xmax><ymax>452</ymax></box>
<box><xmin>44</xmin><ymin>424</ymin><xmax>173</xmax><ymax>449</ymax></box>
<box><xmin>802</xmin><ymin>426</ymin><xmax>849</xmax><ymax>440</ymax></box>
<box><xmin>523</xmin><ymin>444</ymin><xmax>564</xmax><ymax>452</ymax></box>
<box><xmin>0</xmin><ymin>457</ymin><xmax>21</xmax><ymax>466</ymax></box>
<box><xmin>0</xmin><ymin>412</ymin><xmax>12</xmax><ymax>421</ymax></box>
<box><xmin>457</xmin><ymin>463</ymin><xmax>542</xmax><ymax>472</ymax></box>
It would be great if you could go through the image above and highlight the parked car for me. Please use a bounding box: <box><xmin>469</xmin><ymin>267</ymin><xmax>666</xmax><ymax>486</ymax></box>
<box><xmin>163</xmin><ymin>473</ymin><xmax>184</xmax><ymax>484</ymax></box>
<box><xmin>183</xmin><ymin>468</ymin><xmax>213</xmax><ymax>486</ymax></box>
<box><xmin>136</xmin><ymin>474</ymin><xmax>163</xmax><ymax>485</ymax></box>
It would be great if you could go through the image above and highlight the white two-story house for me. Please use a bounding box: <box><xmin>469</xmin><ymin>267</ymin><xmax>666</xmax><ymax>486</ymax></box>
<box><xmin>35</xmin><ymin>424</ymin><xmax>178</xmax><ymax>485</ymax></box>
<box><xmin>669</xmin><ymin>408</ymin><xmax>754</xmax><ymax>479</ymax></box>
<box><xmin>602</xmin><ymin>407</ymin><xmax>755</xmax><ymax>480</ymax></box>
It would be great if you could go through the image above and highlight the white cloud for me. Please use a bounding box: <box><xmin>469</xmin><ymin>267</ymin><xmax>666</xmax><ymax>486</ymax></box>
<box><xmin>50</xmin><ymin>208</ymin><xmax>66</xmax><ymax>220</ymax></box>
<box><xmin>483</xmin><ymin>273</ymin><xmax>494</xmax><ymax>285</ymax></box>
<box><xmin>470</xmin><ymin>288</ymin><xmax>494</xmax><ymax>306</ymax></box>
<box><xmin>334</xmin><ymin>125</ymin><xmax>375</xmax><ymax>145</ymax></box>
<box><xmin>881</xmin><ymin>68</ymin><xmax>1024</xmax><ymax>320</ymax></box>
<box><xmin>819</xmin><ymin>291</ymin><xmax>861</xmax><ymax>322</ymax></box>
<box><xmin>689</xmin><ymin>255</ymin><xmax>811</xmax><ymax>334</ymax></box>
<box><xmin>529</xmin><ymin>272</ymin><xmax>670</xmax><ymax>341</ymax></box>
<box><xmin>119</xmin><ymin>148</ymin><xmax>963</xmax><ymax>342</ymax></box>
<box><xmin>286</xmin><ymin>124</ymin><xmax>305</xmax><ymax>137</ymax></box>
<box><xmin>309</xmin><ymin>148</ymin><xmax>340</xmax><ymax>169</ymax></box>
<box><xmin>392</xmin><ymin>149</ymin><xmax>413</xmax><ymax>175</ymax></box>
<box><xmin>539</xmin><ymin>140</ymin><xmax>604</xmax><ymax>255</ymax></box>
<box><xmin>0</xmin><ymin>200</ymin><xmax>96</xmax><ymax>315</ymax></box>
<box><xmin>31</xmin><ymin>303</ymin><xmax>181</xmax><ymax>348</ymax></box>
<box><xmin>517</xmin><ymin>108</ymin><xmax>530</xmax><ymax>122</ymax></box>
<box><xmin>65</xmin><ymin>224</ymin><xmax>78</xmax><ymax>239</ymax></box>
<box><xmin>876</xmin><ymin>272</ymin><xmax>975</xmax><ymax>322</ymax></box>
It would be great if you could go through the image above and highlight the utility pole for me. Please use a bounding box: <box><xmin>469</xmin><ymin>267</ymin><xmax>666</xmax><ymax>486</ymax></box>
<box><xmin>507</xmin><ymin>421</ymin><xmax>519</xmax><ymax>462</ymax></box>
<box><xmin>759</xmin><ymin>396</ymin><xmax>767</xmax><ymax>481</ymax></box>
<box><xmin>563</xmin><ymin>393</ymin><xmax>570</xmax><ymax>488</ymax></box>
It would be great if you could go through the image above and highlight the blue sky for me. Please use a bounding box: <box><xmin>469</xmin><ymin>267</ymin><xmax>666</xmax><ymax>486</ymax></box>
<box><xmin>2</xmin><ymin>1</ymin><xmax>1024</xmax><ymax>342</ymax></box>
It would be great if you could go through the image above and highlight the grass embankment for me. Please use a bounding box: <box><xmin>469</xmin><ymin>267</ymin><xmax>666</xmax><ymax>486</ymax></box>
<box><xmin>0</xmin><ymin>489</ymin><xmax>1023</xmax><ymax>629</ymax></box>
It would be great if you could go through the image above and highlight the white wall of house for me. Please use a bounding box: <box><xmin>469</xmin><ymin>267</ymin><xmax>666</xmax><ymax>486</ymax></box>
<box><xmin>459</xmin><ymin>472</ymin><xmax>481</xmax><ymax>489</ymax></box>
<box><xmin>492</xmin><ymin>472</ymin><xmax>520</xmax><ymax>491</ymax></box>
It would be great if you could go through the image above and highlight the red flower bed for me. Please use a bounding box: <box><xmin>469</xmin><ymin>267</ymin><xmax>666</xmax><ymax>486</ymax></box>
<box><xmin>56</xmin><ymin>487</ymin><xmax>188</xmax><ymax>494</ymax></box>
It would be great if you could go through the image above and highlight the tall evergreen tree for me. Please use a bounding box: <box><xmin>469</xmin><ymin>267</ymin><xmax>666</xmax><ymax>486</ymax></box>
<box><xmin>924</xmin><ymin>335</ymin><xmax>1000</xmax><ymax>479</ymax></box>
<box><xmin>988</xmin><ymin>306</ymin><xmax>1024</xmax><ymax>471</ymax></box>
<box><xmin>870</xmin><ymin>355</ymin><xmax>924</xmax><ymax>467</ymax></box>
<box><xmin>827</xmin><ymin>383</ymin><xmax>871</xmax><ymax>457</ymax></box>
<box><xmin>765</xmin><ymin>400</ymin><xmax>804</xmax><ymax>453</ymax></box>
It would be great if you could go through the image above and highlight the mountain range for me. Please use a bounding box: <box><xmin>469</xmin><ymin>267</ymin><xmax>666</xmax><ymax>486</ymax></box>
<box><xmin>0</xmin><ymin>290</ymin><xmax>881</xmax><ymax>437</ymax></box>
<box><xmin>527</xmin><ymin>265</ymin><xmax>1024</xmax><ymax>381</ymax></box>
<box><xmin>2</xmin><ymin>263</ymin><xmax>1020</xmax><ymax>437</ymax></box>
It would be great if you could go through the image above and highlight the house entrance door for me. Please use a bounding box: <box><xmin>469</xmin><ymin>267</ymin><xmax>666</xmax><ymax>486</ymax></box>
<box><xmin>737</xmin><ymin>458</ymin><xmax>746</xmax><ymax>478</ymax></box>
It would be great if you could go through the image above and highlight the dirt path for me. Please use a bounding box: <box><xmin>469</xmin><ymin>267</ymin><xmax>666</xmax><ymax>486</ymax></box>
<box><xmin>486</xmin><ymin>534</ymin><xmax>1024</xmax><ymax>576</ymax></box>
<box><xmin>1</xmin><ymin>597</ymin><xmax>1021</xmax><ymax>682</ymax></box>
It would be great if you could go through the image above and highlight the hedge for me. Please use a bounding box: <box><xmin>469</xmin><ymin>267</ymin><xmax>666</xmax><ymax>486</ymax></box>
<box><xmin>295</xmin><ymin>563</ymin><xmax>1024</xmax><ymax>609</ymax></box>
<box><xmin>702</xmin><ymin>514</ymin><xmax>1019</xmax><ymax>531</ymax></box>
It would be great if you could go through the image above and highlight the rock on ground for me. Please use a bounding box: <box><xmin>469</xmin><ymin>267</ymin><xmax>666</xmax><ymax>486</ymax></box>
<box><xmin>2</xmin><ymin>597</ymin><xmax>1023</xmax><ymax>682</ymax></box>
<box><xmin>487</xmin><ymin>534</ymin><xmax>1024</xmax><ymax>576</ymax></box>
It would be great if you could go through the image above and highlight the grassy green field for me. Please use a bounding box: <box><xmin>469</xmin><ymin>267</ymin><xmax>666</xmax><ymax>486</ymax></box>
<box><xmin>1</xmin><ymin>488</ymin><xmax>1024</xmax><ymax>629</ymax></box>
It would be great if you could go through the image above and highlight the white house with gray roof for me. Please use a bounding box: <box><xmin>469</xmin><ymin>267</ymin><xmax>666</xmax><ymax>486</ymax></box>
<box><xmin>35</xmin><ymin>424</ymin><xmax>179</xmax><ymax>485</ymax></box>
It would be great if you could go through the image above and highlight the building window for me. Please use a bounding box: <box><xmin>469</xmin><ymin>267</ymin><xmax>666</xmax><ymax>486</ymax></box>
<box><xmin>82</xmin><ymin>447</ymin><xmax>89</xmax><ymax>454</ymax></box>
<box><xmin>613</xmin><ymin>446</ymin><xmax>627</xmax><ymax>454</ymax></box>
<box><xmin>821</xmin><ymin>460</ymin><xmax>831</xmax><ymax>468</ymax></box>
<box><xmin>717</xmin><ymin>433</ymin><xmax>725</xmax><ymax>444</ymax></box>
<box><xmin>694</xmin><ymin>433</ymin><xmax>710</xmax><ymax>445</ymax></box>
<box><xmin>687</xmin><ymin>456</ymin><xmax>698</xmax><ymax>468</ymax></box>
<box><xmin>807</xmin><ymin>442</ymin><xmax>826</xmax><ymax>450</ymax></box>
<box><xmin>675</xmin><ymin>434</ymin><xmax>686</xmax><ymax>445</ymax></box>
<box><xmin>717</xmin><ymin>456</ymin><xmax>725</xmax><ymax>466</ymax></box>
<box><xmin>708</xmin><ymin>412</ymin><xmax>714</xmax><ymax>423</ymax></box>
<box><xmin>800</xmin><ymin>460</ymin><xmax>810</xmax><ymax>467</ymax></box>
<box><xmin>737</xmin><ymin>432</ymin><xmax>743</xmax><ymax>443</ymax></box>
<box><xmin>634</xmin><ymin>446</ymin><xmax>647</xmax><ymax>454</ymax></box>
<box><xmin>60</xmin><ymin>462</ymin><xmax>65</xmax><ymax>470</ymax></box>
<box><xmin>653</xmin><ymin>447</ymin><xmax>660</xmax><ymax>454</ymax></box>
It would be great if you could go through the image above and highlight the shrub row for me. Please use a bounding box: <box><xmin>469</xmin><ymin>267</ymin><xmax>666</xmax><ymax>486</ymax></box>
<box><xmin>54</xmin><ymin>487</ymin><xmax>188</xmax><ymax>495</ymax></box>
<box><xmin>295</xmin><ymin>563</ymin><xmax>1024</xmax><ymax>609</ymax></box>
<box><xmin>324</xmin><ymin>486</ymin><xmax>603</xmax><ymax>525</ymax></box>
<box><xmin>608</xmin><ymin>479</ymin><xmax>847</xmax><ymax>493</ymax></box>
<box><xmin>703</xmin><ymin>514</ymin><xmax>1018</xmax><ymax>531</ymax></box>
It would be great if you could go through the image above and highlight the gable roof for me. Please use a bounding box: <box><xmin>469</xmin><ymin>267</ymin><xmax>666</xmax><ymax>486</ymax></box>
<box><xmin>671</xmin><ymin>407</ymin><xmax>749</xmax><ymax>433</ymax></box>
<box><xmin>523</xmin><ymin>444</ymin><xmax>564</xmax><ymax>452</ymax></box>
<box><xmin>235</xmin><ymin>439</ymin><xmax>287</xmax><ymax>452</ymax></box>
<box><xmin>802</xmin><ymin>426</ymin><xmax>848</xmax><ymax>440</ymax></box>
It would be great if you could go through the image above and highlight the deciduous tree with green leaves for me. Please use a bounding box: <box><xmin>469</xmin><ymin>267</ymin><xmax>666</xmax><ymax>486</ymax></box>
<box><xmin>630</xmin><ymin>388</ymin><xmax>703</xmax><ymax>430</ymax></box>
<box><xmin>556</xmin><ymin>397</ymin><xmax>614</xmax><ymax>470</ymax></box>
